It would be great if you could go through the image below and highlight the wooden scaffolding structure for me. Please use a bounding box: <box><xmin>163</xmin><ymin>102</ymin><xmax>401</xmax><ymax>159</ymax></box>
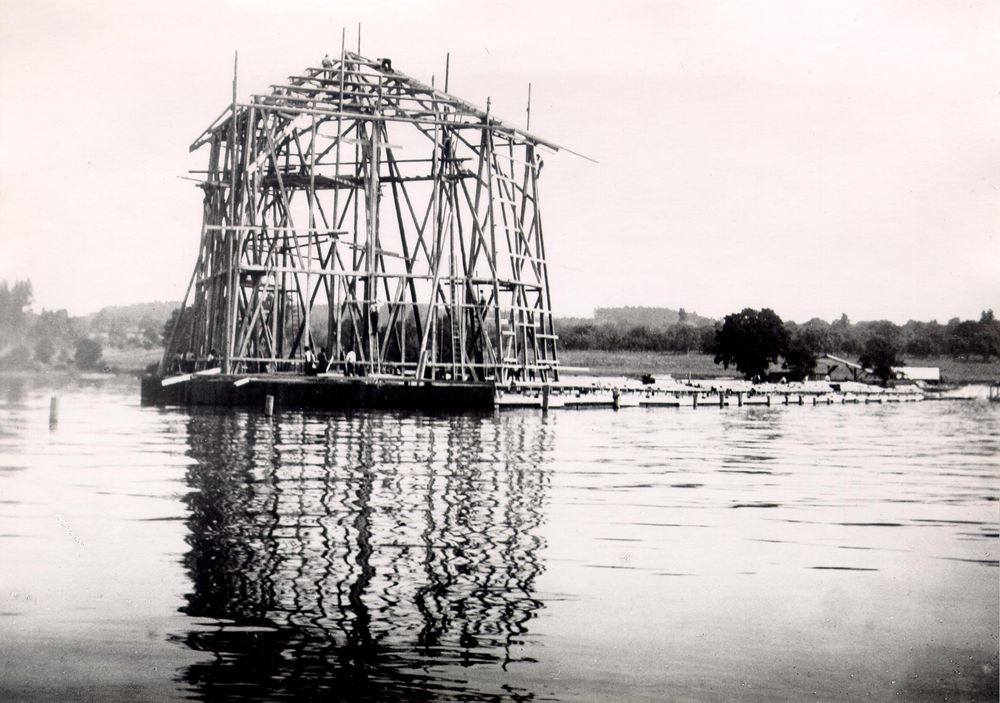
<box><xmin>163</xmin><ymin>51</ymin><xmax>565</xmax><ymax>384</ymax></box>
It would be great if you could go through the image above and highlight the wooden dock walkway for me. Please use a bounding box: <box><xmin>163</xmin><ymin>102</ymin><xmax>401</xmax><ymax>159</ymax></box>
<box><xmin>142</xmin><ymin>371</ymin><xmax>940</xmax><ymax>414</ymax></box>
<box><xmin>495</xmin><ymin>377</ymin><xmax>927</xmax><ymax>410</ymax></box>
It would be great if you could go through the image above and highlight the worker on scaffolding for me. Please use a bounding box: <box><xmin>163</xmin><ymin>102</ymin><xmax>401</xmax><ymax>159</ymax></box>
<box><xmin>303</xmin><ymin>345</ymin><xmax>318</xmax><ymax>376</ymax></box>
<box><xmin>471</xmin><ymin>292</ymin><xmax>487</xmax><ymax>380</ymax></box>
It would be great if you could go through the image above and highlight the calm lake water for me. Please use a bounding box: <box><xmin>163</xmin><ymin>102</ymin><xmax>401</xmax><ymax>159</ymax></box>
<box><xmin>0</xmin><ymin>376</ymin><xmax>997</xmax><ymax>702</ymax></box>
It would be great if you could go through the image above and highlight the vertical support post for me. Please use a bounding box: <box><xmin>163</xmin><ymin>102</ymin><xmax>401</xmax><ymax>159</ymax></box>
<box><xmin>223</xmin><ymin>51</ymin><xmax>239</xmax><ymax>374</ymax></box>
<box><xmin>264</xmin><ymin>394</ymin><xmax>274</xmax><ymax>417</ymax></box>
<box><xmin>332</xmin><ymin>30</ymin><xmax>347</xmax><ymax>364</ymax></box>
<box><xmin>526</xmin><ymin>82</ymin><xmax>532</xmax><ymax>130</ymax></box>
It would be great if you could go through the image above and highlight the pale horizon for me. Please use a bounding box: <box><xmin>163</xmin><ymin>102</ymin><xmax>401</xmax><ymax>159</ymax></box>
<box><xmin>2</xmin><ymin>0</ymin><xmax>997</xmax><ymax>325</ymax></box>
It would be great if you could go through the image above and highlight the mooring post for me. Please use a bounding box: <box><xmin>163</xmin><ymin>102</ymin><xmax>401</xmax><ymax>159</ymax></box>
<box><xmin>542</xmin><ymin>384</ymin><xmax>550</xmax><ymax>412</ymax></box>
<box><xmin>737</xmin><ymin>392</ymin><xmax>743</xmax><ymax>407</ymax></box>
<box><xmin>692</xmin><ymin>392</ymin><xmax>698</xmax><ymax>409</ymax></box>
<box><xmin>612</xmin><ymin>387</ymin><xmax>621</xmax><ymax>411</ymax></box>
<box><xmin>264</xmin><ymin>394</ymin><xmax>274</xmax><ymax>417</ymax></box>
<box><xmin>812</xmin><ymin>395</ymin><xmax>818</xmax><ymax>405</ymax></box>
<box><xmin>798</xmin><ymin>394</ymin><xmax>804</xmax><ymax>406</ymax></box>
<box><xmin>766</xmin><ymin>394</ymin><xmax>771</xmax><ymax>407</ymax></box>
<box><xmin>783</xmin><ymin>393</ymin><xmax>789</xmax><ymax>406</ymax></box>
<box><xmin>718</xmin><ymin>391</ymin><xmax>724</xmax><ymax>408</ymax></box>
<box><xmin>49</xmin><ymin>397</ymin><xmax>58</xmax><ymax>429</ymax></box>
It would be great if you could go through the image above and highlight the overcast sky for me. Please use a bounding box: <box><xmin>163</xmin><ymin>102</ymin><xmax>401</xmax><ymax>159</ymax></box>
<box><xmin>1</xmin><ymin>0</ymin><xmax>997</xmax><ymax>323</ymax></box>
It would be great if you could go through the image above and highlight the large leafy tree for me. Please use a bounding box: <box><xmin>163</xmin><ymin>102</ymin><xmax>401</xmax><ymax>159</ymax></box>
<box><xmin>713</xmin><ymin>308</ymin><xmax>789</xmax><ymax>380</ymax></box>
<box><xmin>783</xmin><ymin>327</ymin><xmax>825</xmax><ymax>381</ymax></box>
<box><xmin>74</xmin><ymin>338</ymin><xmax>104</xmax><ymax>370</ymax></box>
<box><xmin>859</xmin><ymin>335</ymin><xmax>902</xmax><ymax>385</ymax></box>
<box><xmin>162</xmin><ymin>307</ymin><xmax>194</xmax><ymax>353</ymax></box>
<box><xmin>0</xmin><ymin>279</ymin><xmax>33</xmax><ymax>335</ymax></box>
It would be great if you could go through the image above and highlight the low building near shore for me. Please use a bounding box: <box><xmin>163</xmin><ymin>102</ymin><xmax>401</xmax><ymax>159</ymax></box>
<box><xmin>892</xmin><ymin>366</ymin><xmax>940</xmax><ymax>382</ymax></box>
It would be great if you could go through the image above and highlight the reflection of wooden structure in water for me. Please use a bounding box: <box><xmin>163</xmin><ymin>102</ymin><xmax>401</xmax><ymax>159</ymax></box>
<box><xmin>163</xmin><ymin>50</ymin><xmax>572</xmax><ymax>386</ymax></box>
<box><xmin>178</xmin><ymin>412</ymin><xmax>550</xmax><ymax>698</ymax></box>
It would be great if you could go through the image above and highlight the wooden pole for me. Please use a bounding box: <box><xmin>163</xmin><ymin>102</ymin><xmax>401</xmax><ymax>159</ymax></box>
<box><xmin>264</xmin><ymin>394</ymin><xmax>274</xmax><ymax>416</ymax></box>
<box><xmin>223</xmin><ymin>51</ymin><xmax>239</xmax><ymax>375</ymax></box>
<box><xmin>526</xmin><ymin>83</ymin><xmax>532</xmax><ymax>130</ymax></box>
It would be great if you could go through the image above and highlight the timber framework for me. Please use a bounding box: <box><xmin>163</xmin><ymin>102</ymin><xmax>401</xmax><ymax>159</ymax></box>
<box><xmin>162</xmin><ymin>50</ymin><xmax>569</xmax><ymax>385</ymax></box>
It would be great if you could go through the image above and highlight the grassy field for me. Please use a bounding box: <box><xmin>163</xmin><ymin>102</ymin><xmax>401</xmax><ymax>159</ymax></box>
<box><xmin>559</xmin><ymin>350</ymin><xmax>1000</xmax><ymax>383</ymax></box>
<box><xmin>101</xmin><ymin>347</ymin><xmax>162</xmax><ymax>373</ymax></box>
<box><xmin>916</xmin><ymin>356</ymin><xmax>1000</xmax><ymax>383</ymax></box>
<box><xmin>559</xmin><ymin>350</ymin><xmax>737</xmax><ymax>379</ymax></box>
<box><xmin>94</xmin><ymin>344</ymin><xmax>1000</xmax><ymax>383</ymax></box>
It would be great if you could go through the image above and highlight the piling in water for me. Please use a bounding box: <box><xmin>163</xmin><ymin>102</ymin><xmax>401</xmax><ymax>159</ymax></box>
<box><xmin>264</xmin><ymin>394</ymin><xmax>274</xmax><ymax>416</ymax></box>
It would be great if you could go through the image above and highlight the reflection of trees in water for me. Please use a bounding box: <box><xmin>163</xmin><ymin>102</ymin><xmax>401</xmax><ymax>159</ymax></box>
<box><xmin>177</xmin><ymin>410</ymin><xmax>551</xmax><ymax>701</ymax></box>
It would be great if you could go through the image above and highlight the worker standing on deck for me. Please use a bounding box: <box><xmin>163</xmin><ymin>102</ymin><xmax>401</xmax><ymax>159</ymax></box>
<box><xmin>345</xmin><ymin>348</ymin><xmax>357</xmax><ymax>377</ymax></box>
<box><xmin>304</xmin><ymin>346</ymin><xmax>318</xmax><ymax>376</ymax></box>
<box><xmin>317</xmin><ymin>348</ymin><xmax>329</xmax><ymax>374</ymax></box>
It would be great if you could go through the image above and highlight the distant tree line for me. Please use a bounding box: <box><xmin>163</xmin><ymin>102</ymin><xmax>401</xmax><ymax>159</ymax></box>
<box><xmin>0</xmin><ymin>278</ymin><xmax>173</xmax><ymax>371</ymax></box>
<box><xmin>560</xmin><ymin>322</ymin><xmax>717</xmax><ymax>354</ymax></box>
<box><xmin>558</xmin><ymin>309</ymin><xmax>1000</xmax><ymax>365</ymax></box>
<box><xmin>4</xmin><ymin>277</ymin><xmax>998</xmax><ymax>378</ymax></box>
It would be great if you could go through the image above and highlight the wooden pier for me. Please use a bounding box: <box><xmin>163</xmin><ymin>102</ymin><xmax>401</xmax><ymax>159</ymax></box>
<box><xmin>494</xmin><ymin>377</ymin><xmax>926</xmax><ymax>411</ymax></box>
<box><xmin>142</xmin><ymin>369</ymin><xmax>941</xmax><ymax>414</ymax></box>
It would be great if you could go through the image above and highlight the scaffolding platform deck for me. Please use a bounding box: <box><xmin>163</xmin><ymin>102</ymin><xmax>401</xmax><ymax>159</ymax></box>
<box><xmin>141</xmin><ymin>373</ymin><xmax>495</xmax><ymax>412</ymax></box>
